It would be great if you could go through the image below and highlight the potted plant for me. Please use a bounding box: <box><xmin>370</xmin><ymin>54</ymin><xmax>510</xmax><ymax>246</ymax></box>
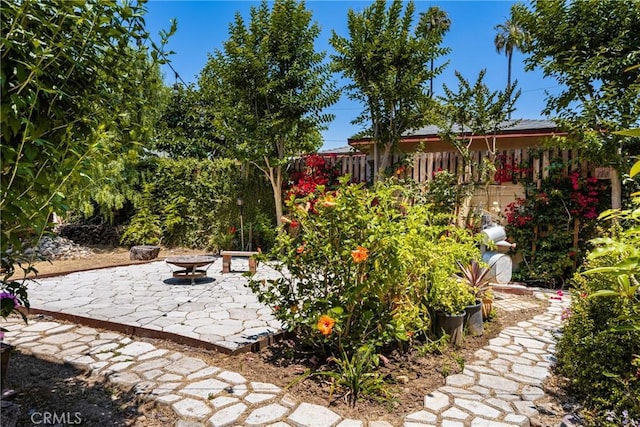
<box><xmin>456</xmin><ymin>259</ymin><xmax>493</xmax><ymax>332</ymax></box>
<box><xmin>429</xmin><ymin>275</ymin><xmax>475</xmax><ymax>346</ymax></box>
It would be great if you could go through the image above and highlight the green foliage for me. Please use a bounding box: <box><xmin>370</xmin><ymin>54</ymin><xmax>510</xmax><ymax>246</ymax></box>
<box><xmin>504</xmin><ymin>159</ymin><xmax>609</xmax><ymax>286</ymax></box>
<box><xmin>1</xmin><ymin>0</ymin><xmax>174</xmax><ymax>250</ymax></box>
<box><xmin>427</xmin><ymin>275</ymin><xmax>475</xmax><ymax>315</ymax></box>
<box><xmin>456</xmin><ymin>259</ymin><xmax>492</xmax><ymax>299</ymax></box>
<box><xmin>330</xmin><ymin>0</ymin><xmax>449</xmax><ymax>179</ymax></box>
<box><xmin>556</xmin><ymin>160</ymin><xmax>640</xmax><ymax>423</ymax></box>
<box><xmin>120</xmin><ymin>184</ymin><xmax>163</xmax><ymax>246</ymax></box>
<box><xmin>250</xmin><ymin>178</ymin><xmax>479</xmax><ymax>355</ymax></box>
<box><xmin>423</xmin><ymin>170</ymin><xmax>468</xmax><ymax>214</ymax></box>
<box><xmin>318</xmin><ymin>345</ymin><xmax>389</xmax><ymax>407</ymax></box>
<box><xmin>199</xmin><ymin>0</ymin><xmax>339</xmax><ymax>226</ymax></box>
<box><xmin>152</xmin><ymin>84</ymin><xmax>226</xmax><ymax>159</ymax></box>
<box><xmin>512</xmin><ymin>0</ymin><xmax>640</xmax><ymax>208</ymax></box>
<box><xmin>437</xmin><ymin>69</ymin><xmax>519</xmax><ymax>168</ymax></box>
<box><xmin>121</xmin><ymin>158</ymin><xmax>275</xmax><ymax>249</ymax></box>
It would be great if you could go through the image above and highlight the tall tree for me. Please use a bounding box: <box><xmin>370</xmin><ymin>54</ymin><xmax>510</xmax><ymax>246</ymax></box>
<box><xmin>512</xmin><ymin>0</ymin><xmax>640</xmax><ymax>209</ymax></box>
<box><xmin>331</xmin><ymin>0</ymin><xmax>449</xmax><ymax>181</ymax></box>
<box><xmin>1</xmin><ymin>0</ymin><xmax>173</xmax><ymax>254</ymax></box>
<box><xmin>200</xmin><ymin>0</ymin><xmax>339</xmax><ymax>227</ymax></box>
<box><xmin>493</xmin><ymin>9</ymin><xmax>530</xmax><ymax>119</ymax></box>
<box><xmin>418</xmin><ymin>6</ymin><xmax>451</xmax><ymax>97</ymax></box>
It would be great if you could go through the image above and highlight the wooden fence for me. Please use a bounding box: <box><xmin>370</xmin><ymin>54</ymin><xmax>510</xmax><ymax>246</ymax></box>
<box><xmin>292</xmin><ymin>148</ymin><xmax>597</xmax><ymax>186</ymax></box>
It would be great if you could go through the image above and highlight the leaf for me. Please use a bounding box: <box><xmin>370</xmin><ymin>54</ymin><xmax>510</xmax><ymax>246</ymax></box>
<box><xmin>631</xmin><ymin>160</ymin><xmax>640</xmax><ymax>178</ymax></box>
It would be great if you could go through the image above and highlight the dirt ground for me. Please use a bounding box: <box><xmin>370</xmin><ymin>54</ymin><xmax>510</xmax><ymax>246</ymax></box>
<box><xmin>3</xmin><ymin>247</ymin><xmax>574</xmax><ymax>426</ymax></box>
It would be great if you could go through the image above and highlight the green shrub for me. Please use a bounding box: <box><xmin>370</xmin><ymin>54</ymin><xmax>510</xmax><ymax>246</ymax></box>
<box><xmin>121</xmin><ymin>158</ymin><xmax>275</xmax><ymax>249</ymax></box>
<box><xmin>250</xmin><ymin>177</ymin><xmax>480</xmax><ymax>354</ymax></box>
<box><xmin>556</xmin><ymin>164</ymin><xmax>639</xmax><ymax>423</ymax></box>
<box><xmin>504</xmin><ymin>159</ymin><xmax>609</xmax><ymax>286</ymax></box>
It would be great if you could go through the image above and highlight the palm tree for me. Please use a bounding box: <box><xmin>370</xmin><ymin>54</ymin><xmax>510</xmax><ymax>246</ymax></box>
<box><xmin>418</xmin><ymin>6</ymin><xmax>451</xmax><ymax>97</ymax></box>
<box><xmin>494</xmin><ymin>15</ymin><xmax>530</xmax><ymax>118</ymax></box>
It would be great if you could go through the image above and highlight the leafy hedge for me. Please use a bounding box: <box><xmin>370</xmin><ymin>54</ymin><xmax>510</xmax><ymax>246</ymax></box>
<box><xmin>121</xmin><ymin>157</ymin><xmax>275</xmax><ymax>250</ymax></box>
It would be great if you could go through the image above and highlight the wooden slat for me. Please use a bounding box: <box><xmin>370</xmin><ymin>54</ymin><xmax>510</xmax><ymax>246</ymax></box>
<box><xmin>427</xmin><ymin>153</ymin><xmax>434</xmax><ymax>181</ymax></box>
<box><xmin>419</xmin><ymin>153</ymin><xmax>427</xmax><ymax>182</ymax></box>
<box><xmin>542</xmin><ymin>150</ymin><xmax>550</xmax><ymax>179</ymax></box>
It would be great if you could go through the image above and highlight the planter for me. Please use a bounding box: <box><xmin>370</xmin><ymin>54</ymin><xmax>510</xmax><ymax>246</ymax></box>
<box><xmin>435</xmin><ymin>311</ymin><xmax>466</xmax><ymax>346</ymax></box>
<box><xmin>1</xmin><ymin>343</ymin><xmax>14</xmax><ymax>393</ymax></box>
<box><xmin>482</xmin><ymin>298</ymin><xmax>493</xmax><ymax>320</ymax></box>
<box><xmin>464</xmin><ymin>300</ymin><xmax>484</xmax><ymax>336</ymax></box>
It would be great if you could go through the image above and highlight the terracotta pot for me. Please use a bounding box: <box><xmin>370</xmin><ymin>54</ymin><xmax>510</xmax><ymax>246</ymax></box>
<box><xmin>481</xmin><ymin>298</ymin><xmax>493</xmax><ymax>320</ymax></box>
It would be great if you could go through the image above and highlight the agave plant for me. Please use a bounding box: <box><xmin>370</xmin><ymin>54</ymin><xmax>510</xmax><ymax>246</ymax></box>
<box><xmin>456</xmin><ymin>259</ymin><xmax>493</xmax><ymax>299</ymax></box>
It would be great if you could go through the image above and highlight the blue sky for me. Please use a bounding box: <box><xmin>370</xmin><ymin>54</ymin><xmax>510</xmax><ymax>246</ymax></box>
<box><xmin>144</xmin><ymin>0</ymin><xmax>561</xmax><ymax>150</ymax></box>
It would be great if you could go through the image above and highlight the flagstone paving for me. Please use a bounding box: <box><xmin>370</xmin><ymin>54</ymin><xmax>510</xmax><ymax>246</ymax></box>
<box><xmin>2</xmin><ymin>282</ymin><xmax>570</xmax><ymax>427</ymax></box>
<box><xmin>26</xmin><ymin>258</ymin><xmax>283</xmax><ymax>352</ymax></box>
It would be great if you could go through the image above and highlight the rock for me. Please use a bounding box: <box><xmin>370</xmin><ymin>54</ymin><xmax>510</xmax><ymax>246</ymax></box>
<box><xmin>560</xmin><ymin>414</ymin><xmax>583</xmax><ymax>427</ymax></box>
<box><xmin>130</xmin><ymin>245</ymin><xmax>161</xmax><ymax>260</ymax></box>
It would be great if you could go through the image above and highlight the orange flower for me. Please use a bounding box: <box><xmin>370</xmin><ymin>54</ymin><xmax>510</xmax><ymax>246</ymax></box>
<box><xmin>317</xmin><ymin>315</ymin><xmax>335</xmax><ymax>336</ymax></box>
<box><xmin>351</xmin><ymin>246</ymin><xmax>369</xmax><ymax>263</ymax></box>
<box><xmin>322</xmin><ymin>195</ymin><xmax>336</xmax><ymax>207</ymax></box>
<box><xmin>296</xmin><ymin>244</ymin><xmax>305</xmax><ymax>254</ymax></box>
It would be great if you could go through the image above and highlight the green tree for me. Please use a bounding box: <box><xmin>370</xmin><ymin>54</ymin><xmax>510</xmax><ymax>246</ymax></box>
<box><xmin>512</xmin><ymin>0</ymin><xmax>640</xmax><ymax>209</ymax></box>
<box><xmin>330</xmin><ymin>0</ymin><xmax>448</xmax><ymax>181</ymax></box>
<box><xmin>493</xmin><ymin>8</ymin><xmax>530</xmax><ymax>119</ymax></box>
<box><xmin>418</xmin><ymin>6</ymin><xmax>451</xmax><ymax>98</ymax></box>
<box><xmin>1</xmin><ymin>0</ymin><xmax>172</xmax><ymax>299</ymax></box>
<box><xmin>199</xmin><ymin>0</ymin><xmax>339</xmax><ymax>227</ymax></box>
<box><xmin>152</xmin><ymin>84</ymin><xmax>226</xmax><ymax>160</ymax></box>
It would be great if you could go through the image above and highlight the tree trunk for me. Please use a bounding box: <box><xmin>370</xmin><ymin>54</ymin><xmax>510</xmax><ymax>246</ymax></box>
<box><xmin>264</xmin><ymin>163</ymin><xmax>284</xmax><ymax>229</ymax></box>
<box><xmin>376</xmin><ymin>143</ymin><xmax>392</xmax><ymax>182</ymax></box>
<box><xmin>507</xmin><ymin>52</ymin><xmax>512</xmax><ymax>120</ymax></box>
<box><xmin>611</xmin><ymin>167</ymin><xmax>622</xmax><ymax>210</ymax></box>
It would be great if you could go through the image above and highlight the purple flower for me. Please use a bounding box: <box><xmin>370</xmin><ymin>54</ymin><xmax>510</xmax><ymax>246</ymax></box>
<box><xmin>0</xmin><ymin>292</ymin><xmax>20</xmax><ymax>307</ymax></box>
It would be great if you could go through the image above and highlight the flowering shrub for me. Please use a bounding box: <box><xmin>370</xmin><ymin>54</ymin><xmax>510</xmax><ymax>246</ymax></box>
<box><xmin>504</xmin><ymin>161</ymin><xmax>609</xmax><ymax>285</ymax></box>
<box><xmin>555</xmin><ymin>160</ymin><xmax>640</xmax><ymax>424</ymax></box>
<box><xmin>250</xmin><ymin>177</ymin><xmax>480</xmax><ymax>355</ymax></box>
<box><xmin>287</xmin><ymin>154</ymin><xmax>342</xmax><ymax>199</ymax></box>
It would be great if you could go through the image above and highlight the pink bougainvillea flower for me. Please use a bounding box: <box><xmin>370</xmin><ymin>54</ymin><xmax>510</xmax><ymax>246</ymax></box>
<box><xmin>351</xmin><ymin>246</ymin><xmax>369</xmax><ymax>263</ymax></box>
<box><xmin>317</xmin><ymin>315</ymin><xmax>335</xmax><ymax>336</ymax></box>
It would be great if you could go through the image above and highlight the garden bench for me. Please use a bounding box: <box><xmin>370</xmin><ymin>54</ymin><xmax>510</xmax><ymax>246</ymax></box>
<box><xmin>220</xmin><ymin>250</ymin><xmax>259</xmax><ymax>274</ymax></box>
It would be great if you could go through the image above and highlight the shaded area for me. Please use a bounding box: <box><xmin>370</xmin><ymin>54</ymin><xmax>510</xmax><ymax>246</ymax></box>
<box><xmin>4</xmin><ymin>350</ymin><xmax>176</xmax><ymax>427</ymax></box>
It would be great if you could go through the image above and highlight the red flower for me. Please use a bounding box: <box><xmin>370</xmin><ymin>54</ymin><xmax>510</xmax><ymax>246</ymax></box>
<box><xmin>228</xmin><ymin>226</ymin><xmax>237</xmax><ymax>234</ymax></box>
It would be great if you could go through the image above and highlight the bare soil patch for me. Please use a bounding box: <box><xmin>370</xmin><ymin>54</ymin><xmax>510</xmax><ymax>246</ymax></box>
<box><xmin>4</xmin><ymin>249</ymin><xmax>573</xmax><ymax>426</ymax></box>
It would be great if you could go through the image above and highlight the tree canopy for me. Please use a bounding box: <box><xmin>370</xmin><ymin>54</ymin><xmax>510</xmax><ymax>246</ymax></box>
<box><xmin>199</xmin><ymin>0</ymin><xmax>339</xmax><ymax>227</ymax></box>
<box><xmin>512</xmin><ymin>0</ymin><xmax>640</xmax><ymax>208</ymax></box>
<box><xmin>330</xmin><ymin>0</ymin><xmax>449</xmax><ymax>180</ymax></box>
<box><xmin>1</xmin><ymin>0</ymin><xmax>173</xmax><ymax>255</ymax></box>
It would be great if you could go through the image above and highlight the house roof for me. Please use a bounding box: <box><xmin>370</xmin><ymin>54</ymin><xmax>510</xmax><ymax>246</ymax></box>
<box><xmin>403</xmin><ymin>119</ymin><xmax>557</xmax><ymax>138</ymax></box>
<box><xmin>318</xmin><ymin>145</ymin><xmax>362</xmax><ymax>155</ymax></box>
<box><xmin>347</xmin><ymin>119</ymin><xmax>564</xmax><ymax>154</ymax></box>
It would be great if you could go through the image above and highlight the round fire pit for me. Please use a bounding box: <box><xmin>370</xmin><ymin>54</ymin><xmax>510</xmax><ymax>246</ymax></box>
<box><xmin>165</xmin><ymin>255</ymin><xmax>217</xmax><ymax>285</ymax></box>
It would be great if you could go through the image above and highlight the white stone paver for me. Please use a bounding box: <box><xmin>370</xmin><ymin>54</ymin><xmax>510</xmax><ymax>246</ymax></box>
<box><xmin>3</xmin><ymin>264</ymin><xmax>570</xmax><ymax>427</ymax></box>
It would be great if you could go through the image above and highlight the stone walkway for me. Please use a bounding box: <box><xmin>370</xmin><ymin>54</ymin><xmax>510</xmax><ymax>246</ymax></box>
<box><xmin>1</xmin><ymin>289</ymin><xmax>570</xmax><ymax>427</ymax></box>
<box><xmin>27</xmin><ymin>258</ymin><xmax>283</xmax><ymax>352</ymax></box>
